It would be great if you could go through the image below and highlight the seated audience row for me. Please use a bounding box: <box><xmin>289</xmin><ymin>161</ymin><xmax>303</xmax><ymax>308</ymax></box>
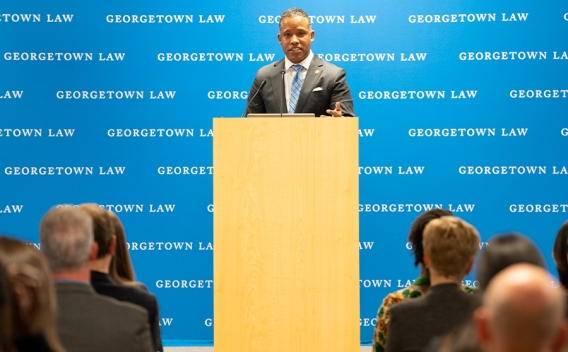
<box><xmin>373</xmin><ymin>210</ymin><xmax>473</xmax><ymax>352</ymax></box>
<box><xmin>40</xmin><ymin>205</ymin><xmax>155</xmax><ymax>352</ymax></box>
<box><xmin>0</xmin><ymin>204</ymin><xmax>163</xmax><ymax>352</ymax></box>
<box><xmin>2</xmin><ymin>206</ymin><xmax>568</xmax><ymax>352</ymax></box>
<box><xmin>425</xmin><ymin>234</ymin><xmax>547</xmax><ymax>352</ymax></box>
<box><xmin>374</xmin><ymin>212</ymin><xmax>568</xmax><ymax>352</ymax></box>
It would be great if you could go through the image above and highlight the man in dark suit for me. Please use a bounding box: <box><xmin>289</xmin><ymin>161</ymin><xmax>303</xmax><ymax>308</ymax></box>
<box><xmin>39</xmin><ymin>206</ymin><xmax>154</xmax><ymax>352</ymax></box>
<box><xmin>246</xmin><ymin>8</ymin><xmax>354</xmax><ymax>117</ymax></box>
<box><xmin>79</xmin><ymin>204</ymin><xmax>163</xmax><ymax>352</ymax></box>
<box><xmin>385</xmin><ymin>216</ymin><xmax>480</xmax><ymax>352</ymax></box>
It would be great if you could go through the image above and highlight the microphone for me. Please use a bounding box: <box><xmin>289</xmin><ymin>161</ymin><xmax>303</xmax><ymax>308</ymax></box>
<box><xmin>241</xmin><ymin>80</ymin><xmax>266</xmax><ymax>118</ymax></box>
<box><xmin>280</xmin><ymin>69</ymin><xmax>286</xmax><ymax>117</ymax></box>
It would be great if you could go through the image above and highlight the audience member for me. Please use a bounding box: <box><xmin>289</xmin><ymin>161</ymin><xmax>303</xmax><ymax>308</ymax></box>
<box><xmin>553</xmin><ymin>221</ymin><xmax>568</xmax><ymax>322</ymax></box>
<box><xmin>108</xmin><ymin>211</ymin><xmax>141</xmax><ymax>287</ymax></box>
<box><xmin>385</xmin><ymin>216</ymin><xmax>479</xmax><ymax>352</ymax></box>
<box><xmin>474</xmin><ymin>264</ymin><xmax>567</xmax><ymax>352</ymax></box>
<box><xmin>79</xmin><ymin>204</ymin><xmax>163</xmax><ymax>351</ymax></box>
<box><xmin>427</xmin><ymin>233</ymin><xmax>547</xmax><ymax>352</ymax></box>
<box><xmin>477</xmin><ymin>233</ymin><xmax>546</xmax><ymax>290</ymax></box>
<box><xmin>373</xmin><ymin>209</ymin><xmax>475</xmax><ymax>352</ymax></box>
<box><xmin>0</xmin><ymin>237</ymin><xmax>64</xmax><ymax>352</ymax></box>
<box><xmin>0</xmin><ymin>259</ymin><xmax>13</xmax><ymax>352</ymax></box>
<box><xmin>39</xmin><ymin>205</ymin><xmax>154</xmax><ymax>352</ymax></box>
<box><xmin>553</xmin><ymin>221</ymin><xmax>568</xmax><ymax>289</ymax></box>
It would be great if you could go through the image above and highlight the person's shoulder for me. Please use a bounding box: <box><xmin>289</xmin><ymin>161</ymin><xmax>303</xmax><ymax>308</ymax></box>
<box><xmin>377</xmin><ymin>285</ymin><xmax>425</xmax><ymax>322</ymax></box>
<box><xmin>428</xmin><ymin>284</ymin><xmax>474</xmax><ymax>307</ymax></box>
<box><xmin>120</xmin><ymin>284</ymin><xmax>159</xmax><ymax>307</ymax></box>
<box><xmin>88</xmin><ymin>292</ymin><xmax>152</xmax><ymax>349</ymax></box>
<box><xmin>93</xmin><ymin>292</ymin><xmax>149</xmax><ymax>323</ymax></box>
<box><xmin>313</xmin><ymin>55</ymin><xmax>345</xmax><ymax>72</ymax></box>
<box><xmin>382</xmin><ymin>285</ymin><xmax>426</xmax><ymax>305</ymax></box>
<box><xmin>96</xmin><ymin>282</ymin><xmax>158</xmax><ymax>310</ymax></box>
<box><xmin>460</xmin><ymin>283</ymin><xmax>476</xmax><ymax>293</ymax></box>
<box><xmin>390</xmin><ymin>289</ymin><xmax>429</xmax><ymax>314</ymax></box>
<box><xmin>255</xmin><ymin>58</ymin><xmax>284</xmax><ymax>76</ymax></box>
<box><xmin>56</xmin><ymin>281</ymin><xmax>89</xmax><ymax>293</ymax></box>
<box><xmin>58</xmin><ymin>283</ymin><xmax>148</xmax><ymax>319</ymax></box>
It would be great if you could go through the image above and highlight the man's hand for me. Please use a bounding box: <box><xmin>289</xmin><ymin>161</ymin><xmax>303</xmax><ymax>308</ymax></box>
<box><xmin>322</xmin><ymin>102</ymin><xmax>343</xmax><ymax>118</ymax></box>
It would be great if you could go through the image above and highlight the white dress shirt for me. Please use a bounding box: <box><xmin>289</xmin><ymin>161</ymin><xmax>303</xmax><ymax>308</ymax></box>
<box><xmin>283</xmin><ymin>51</ymin><xmax>314</xmax><ymax>111</ymax></box>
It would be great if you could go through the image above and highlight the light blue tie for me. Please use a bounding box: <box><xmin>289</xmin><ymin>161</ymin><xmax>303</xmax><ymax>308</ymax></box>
<box><xmin>288</xmin><ymin>64</ymin><xmax>304</xmax><ymax>113</ymax></box>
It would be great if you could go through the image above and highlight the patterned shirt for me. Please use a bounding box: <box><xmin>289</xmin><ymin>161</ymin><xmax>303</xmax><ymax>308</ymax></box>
<box><xmin>372</xmin><ymin>277</ymin><xmax>475</xmax><ymax>352</ymax></box>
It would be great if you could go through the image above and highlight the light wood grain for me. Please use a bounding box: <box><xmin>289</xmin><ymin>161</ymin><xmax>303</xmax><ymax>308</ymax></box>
<box><xmin>213</xmin><ymin>118</ymin><xmax>359</xmax><ymax>352</ymax></box>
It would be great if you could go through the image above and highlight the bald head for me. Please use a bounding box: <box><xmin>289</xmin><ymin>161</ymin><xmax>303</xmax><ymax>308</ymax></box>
<box><xmin>475</xmin><ymin>264</ymin><xmax>566</xmax><ymax>352</ymax></box>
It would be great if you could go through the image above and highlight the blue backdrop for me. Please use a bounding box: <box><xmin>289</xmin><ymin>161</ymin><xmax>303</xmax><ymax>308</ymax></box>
<box><xmin>2</xmin><ymin>0</ymin><xmax>568</xmax><ymax>346</ymax></box>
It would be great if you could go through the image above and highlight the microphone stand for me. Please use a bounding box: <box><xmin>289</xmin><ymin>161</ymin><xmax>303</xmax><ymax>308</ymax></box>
<box><xmin>240</xmin><ymin>80</ymin><xmax>266</xmax><ymax>118</ymax></box>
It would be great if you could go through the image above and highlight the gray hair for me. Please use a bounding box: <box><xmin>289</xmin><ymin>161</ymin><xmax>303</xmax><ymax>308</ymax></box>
<box><xmin>39</xmin><ymin>206</ymin><xmax>94</xmax><ymax>272</ymax></box>
<box><xmin>280</xmin><ymin>8</ymin><xmax>311</xmax><ymax>28</ymax></box>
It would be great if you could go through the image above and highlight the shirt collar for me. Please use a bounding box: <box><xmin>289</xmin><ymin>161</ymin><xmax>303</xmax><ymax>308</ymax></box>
<box><xmin>284</xmin><ymin>51</ymin><xmax>314</xmax><ymax>71</ymax></box>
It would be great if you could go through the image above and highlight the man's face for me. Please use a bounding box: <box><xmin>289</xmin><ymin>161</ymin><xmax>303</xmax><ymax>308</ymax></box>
<box><xmin>278</xmin><ymin>16</ymin><xmax>314</xmax><ymax>63</ymax></box>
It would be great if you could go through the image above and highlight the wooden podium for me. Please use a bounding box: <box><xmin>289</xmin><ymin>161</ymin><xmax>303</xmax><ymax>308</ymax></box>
<box><xmin>213</xmin><ymin>118</ymin><xmax>359</xmax><ymax>352</ymax></box>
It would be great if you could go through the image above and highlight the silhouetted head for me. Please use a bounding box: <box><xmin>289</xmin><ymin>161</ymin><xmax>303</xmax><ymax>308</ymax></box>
<box><xmin>553</xmin><ymin>221</ymin><xmax>568</xmax><ymax>288</ymax></box>
<box><xmin>477</xmin><ymin>233</ymin><xmax>545</xmax><ymax>290</ymax></box>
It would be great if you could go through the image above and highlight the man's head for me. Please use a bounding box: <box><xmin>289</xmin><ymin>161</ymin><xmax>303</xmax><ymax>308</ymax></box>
<box><xmin>475</xmin><ymin>264</ymin><xmax>566</xmax><ymax>352</ymax></box>
<box><xmin>476</xmin><ymin>233</ymin><xmax>545</xmax><ymax>290</ymax></box>
<box><xmin>78</xmin><ymin>204</ymin><xmax>115</xmax><ymax>259</ymax></box>
<box><xmin>278</xmin><ymin>8</ymin><xmax>314</xmax><ymax>63</ymax></box>
<box><xmin>408</xmin><ymin>209</ymin><xmax>453</xmax><ymax>267</ymax></box>
<box><xmin>39</xmin><ymin>206</ymin><xmax>94</xmax><ymax>273</ymax></box>
<box><xmin>552</xmin><ymin>220</ymin><xmax>568</xmax><ymax>288</ymax></box>
<box><xmin>422</xmin><ymin>216</ymin><xmax>479</xmax><ymax>279</ymax></box>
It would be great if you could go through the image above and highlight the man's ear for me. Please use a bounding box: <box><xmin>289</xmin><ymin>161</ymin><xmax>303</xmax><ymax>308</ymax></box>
<box><xmin>465</xmin><ymin>259</ymin><xmax>475</xmax><ymax>275</ymax></box>
<box><xmin>423</xmin><ymin>253</ymin><xmax>430</xmax><ymax>268</ymax></box>
<box><xmin>310</xmin><ymin>29</ymin><xmax>315</xmax><ymax>42</ymax></box>
<box><xmin>551</xmin><ymin>320</ymin><xmax>568</xmax><ymax>352</ymax></box>
<box><xmin>277</xmin><ymin>33</ymin><xmax>281</xmax><ymax>44</ymax></box>
<box><xmin>474</xmin><ymin>307</ymin><xmax>490</xmax><ymax>344</ymax></box>
<box><xmin>109</xmin><ymin>236</ymin><xmax>116</xmax><ymax>256</ymax></box>
<box><xmin>89</xmin><ymin>242</ymin><xmax>99</xmax><ymax>261</ymax></box>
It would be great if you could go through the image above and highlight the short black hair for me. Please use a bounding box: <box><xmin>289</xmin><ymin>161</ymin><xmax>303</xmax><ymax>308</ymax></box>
<box><xmin>477</xmin><ymin>233</ymin><xmax>545</xmax><ymax>290</ymax></box>
<box><xmin>408</xmin><ymin>209</ymin><xmax>453</xmax><ymax>267</ymax></box>
<box><xmin>280</xmin><ymin>8</ymin><xmax>311</xmax><ymax>29</ymax></box>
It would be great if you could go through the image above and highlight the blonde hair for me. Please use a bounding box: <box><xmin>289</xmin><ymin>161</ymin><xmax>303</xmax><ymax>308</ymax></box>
<box><xmin>423</xmin><ymin>216</ymin><xmax>480</xmax><ymax>277</ymax></box>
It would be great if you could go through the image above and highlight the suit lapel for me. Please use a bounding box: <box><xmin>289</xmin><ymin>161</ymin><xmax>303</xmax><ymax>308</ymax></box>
<box><xmin>270</xmin><ymin>59</ymin><xmax>286</xmax><ymax>113</ymax></box>
<box><xmin>296</xmin><ymin>56</ymin><xmax>324</xmax><ymax>114</ymax></box>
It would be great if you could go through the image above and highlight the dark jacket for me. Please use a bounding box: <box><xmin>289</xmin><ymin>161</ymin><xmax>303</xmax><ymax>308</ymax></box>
<box><xmin>56</xmin><ymin>282</ymin><xmax>153</xmax><ymax>352</ymax></box>
<box><xmin>386</xmin><ymin>283</ymin><xmax>476</xmax><ymax>352</ymax></box>
<box><xmin>90</xmin><ymin>271</ymin><xmax>163</xmax><ymax>352</ymax></box>
<box><xmin>247</xmin><ymin>55</ymin><xmax>355</xmax><ymax>117</ymax></box>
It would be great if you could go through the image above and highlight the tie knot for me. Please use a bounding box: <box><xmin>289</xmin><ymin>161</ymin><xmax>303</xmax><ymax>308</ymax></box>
<box><xmin>291</xmin><ymin>64</ymin><xmax>303</xmax><ymax>73</ymax></box>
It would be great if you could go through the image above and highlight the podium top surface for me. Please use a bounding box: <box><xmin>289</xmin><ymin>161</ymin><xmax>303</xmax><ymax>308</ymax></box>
<box><xmin>213</xmin><ymin>116</ymin><xmax>358</xmax><ymax>119</ymax></box>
